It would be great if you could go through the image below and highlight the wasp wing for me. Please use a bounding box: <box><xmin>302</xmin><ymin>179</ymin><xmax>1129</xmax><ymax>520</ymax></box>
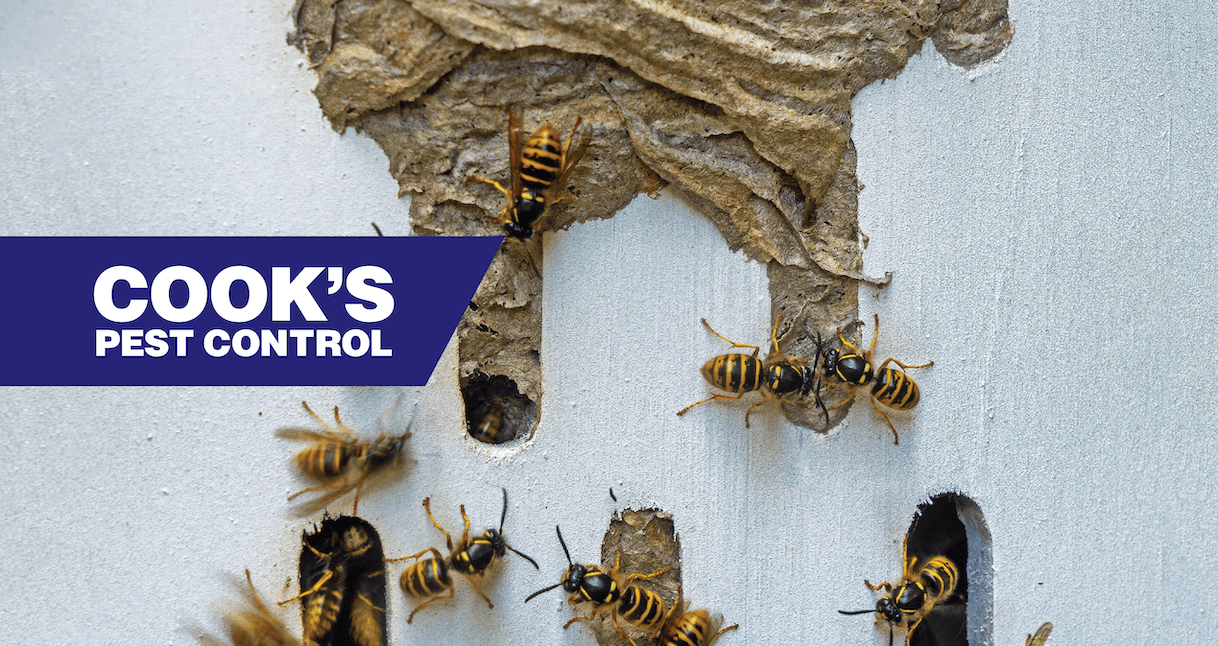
<box><xmin>275</xmin><ymin>427</ymin><xmax>351</xmax><ymax>444</ymax></box>
<box><xmin>544</xmin><ymin>116</ymin><xmax>592</xmax><ymax>204</ymax></box>
<box><xmin>508</xmin><ymin>104</ymin><xmax>524</xmax><ymax>204</ymax></box>
<box><xmin>1027</xmin><ymin>622</ymin><xmax>1053</xmax><ymax>646</ymax></box>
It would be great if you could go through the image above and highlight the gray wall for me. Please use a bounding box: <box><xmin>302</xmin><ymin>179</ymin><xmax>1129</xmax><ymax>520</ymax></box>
<box><xmin>2</xmin><ymin>1</ymin><xmax>1215</xmax><ymax>645</ymax></box>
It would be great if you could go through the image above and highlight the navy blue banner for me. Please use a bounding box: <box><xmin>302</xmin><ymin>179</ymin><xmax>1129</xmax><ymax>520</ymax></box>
<box><xmin>0</xmin><ymin>237</ymin><xmax>502</xmax><ymax>386</ymax></box>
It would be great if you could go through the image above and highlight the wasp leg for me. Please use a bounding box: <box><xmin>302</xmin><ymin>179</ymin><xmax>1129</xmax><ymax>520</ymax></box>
<box><xmin>768</xmin><ymin>315</ymin><xmax>787</xmax><ymax>356</ymax></box>
<box><xmin>826</xmin><ymin>389</ymin><xmax>857</xmax><ymax>412</ymax></box>
<box><xmin>384</xmin><ymin>547</ymin><xmax>444</xmax><ymax>563</ymax></box>
<box><xmin>743</xmin><ymin>391</ymin><xmax>773</xmax><ymax>429</ymax></box>
<box><xmin>654</xmin><ymin>592</ymin><xmax>682</xmax><ymax>641</ymax></box>
<box><xmin>836</xmin><ymin>326</ymin><xmax>863</xmax><ymax>357</ymax></box>
<box><xmin>564</xmin><ymin>607</ymin><xmax>606</xmax><ymax>629</ymax></box>
<box><xmin>406</xmin><ymin>584</ymin><xmax>455</xmax><ymax>624</ymax></box>
<box><xmin>868</xmin><ymin>313</ymin><xmax>880</xmax><ymax>358</ymax></box>
<box><xmin>467</xmin><ymin>175</ymin><xmax>515</xmax><ymax>224</ymax></box>
<box><xmin>701</xmin><ymin>318</ymin><xmax>761</xmax><ymax>357</ymax></box>
<box><xmin>712</xmin><ymin>624</ymin><xmax>741</xmax><ymax>643</ymax></box>
<box><xmin>903</xmin><ymin>615</ymin><xmax>925</xmax><ymax>646</ymax></box>
<box><xmin>277</xmin><ymin>569</ymin><xmax>333</xmax><ymax>605</ymax></box>
<box><xmin>458</xmin><ymin>503</ymin><xmax>472</xmax><ymax>548</ymax></box>
<box><xmin>611</xmin><ymin>612</ymin><xmax>643</xmax><ymax>646</ymax></box>
<box><xmin>864</xmin><ymin>579</ymin><xmax>893</xmax><ymax>592</ymax></box>
<box><xmin>422</xmin><ymin>498</ymin><xmax>454</xmax><ymax>552</ymax></box>
<box><xmin>468</xmin><ymin>175</ymin><xmax>512</xmax><ymax>197</ymax></box>
<box><xmin>869</xmin><ymin>398</ymin><xmax>902</xmax><ymax>445</ymax></box>
<box><xmin>876</xmin><ymin>357</ymin><xmax>934</xmax><ymax>372</ymax></box>
<box><xmin>461</xmin><ymin>574</ymin><xmax>494</xmax><ymax>609</ymax></box>
<box><xmin>677</xmin><ymin>391</ymin><xmax>751</xmax><ymax>418</ymax></box>
<box><xmin>612</xmin><ymin>548</ymin><xmax>672</xmax><ymax>587</ymax></box>
<box><xmin>350</xmin><ymin>466</ymin><xmax>372</xmax><ymax>516</ymax></box>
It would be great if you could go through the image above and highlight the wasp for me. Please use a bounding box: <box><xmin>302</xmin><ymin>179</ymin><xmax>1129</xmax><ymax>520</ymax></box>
<box><xmin>677</xmin><ymin>316</ymin><xmax>822</xmax><ymax>428</ymax></box>
<box><xmin>1027</xmin><ymin>622</ymin><xmax>1053</xmax><ymax>646</ymax></box>
<box><xmin>655</xmin><ymin>595</ymin><xmax>738</xmax><ymax>646</ymax></box>
<box><xmin>348</xmin><ymin>564</ymin><xmax>388</xmax><ymax>646</ymax></box>
<box><xmin>525</xmin><ymin>525</ymin><xmax>671</xmax><ymax>646</ymax></box>
<box><xmin>276</xmin><ymin>401</ymin><xmax>411</xmax><ymax>515</ymax></box>
<box><xmin>389</xmin><ymin>490</ymin><xmax>537</xmax><ymax>623</ymax></box>
<box><xmin>448</xmin><ymin>487</ymin><xmax>539</xmax><ymax>577</ymax></box>
<box><xmin>821</xmin><ymin>314</ymin><xmax>933</xmax><ymax>444</ymax></box>
<box><xmin>838</xmin><ymin>537</ymin><xmax>960</xmax><ymax>646</ymax></box>
<box><xmin>468</xmin><ymin>105</ymin><xmax>591</xmax><ymax>274</ymax></box>
<box><xmin>198</xmin><ymin>569</ymin><xmax>300</xmax><ymax>646</ymax></box>
<box><xmin>469</xmin><ymin>403</ymin><xmax>504</xmax><ymax>444</ymax></box>
<box><xmin>279</xmin><ymin>517</ymin><xmax>387</xmax><ymax>646</ymax></box>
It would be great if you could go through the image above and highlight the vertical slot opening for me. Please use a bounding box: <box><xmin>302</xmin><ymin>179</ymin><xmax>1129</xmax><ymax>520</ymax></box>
<box><xmin>905</xmin><ymin>493</ymin><xmax>991</xmax><ymax>646</ymax></box>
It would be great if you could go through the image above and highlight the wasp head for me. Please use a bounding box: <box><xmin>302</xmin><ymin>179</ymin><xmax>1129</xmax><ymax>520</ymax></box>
<box><xmin>875</xmin><ymin>596</ymin><xmax>904</xmax><ymax>625</ymax></box>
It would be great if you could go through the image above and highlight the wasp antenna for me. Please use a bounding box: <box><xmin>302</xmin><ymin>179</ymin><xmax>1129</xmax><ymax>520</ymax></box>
<box><xmin>518</xmin><ymin>238</ymin><xmax>541</xmax><ymax>277</ymax></box>
<box><xmin>499</xmin><ymin>487</ymin><xmax>509</xmax><ymax>534</ymax></box>
<box><xmin>524</xmin><ymin>581</ymin><xmax>564</xmax><ymax>603</ymax></box>
<box><xmin>555</xmin><ymin>525</ymin><xmax>573</xmax><ymax>566</ymax></box>
<box><xmin>371</xmin><ymin>222</ymin><xmax>384</xmax><ymax>236</ymax></box>
<box><xmin>837</xmin><ymin>609</ymin><xmax>876</xmax><ymax>615</ymax></box>
<box><xmin>505</xmin><ymin>543</ymin><xmax>539</xmax><ymax>569</ymax></box>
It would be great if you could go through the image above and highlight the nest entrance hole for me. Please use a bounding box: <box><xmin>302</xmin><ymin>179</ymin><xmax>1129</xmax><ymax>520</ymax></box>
<box><xmin>906</xmin><ymin>493</ymin><xmax>991</xmax><ymax>646</ymax></box>
<box><xmin>462</xmin><ymin>372</ymin><xmax>536</xmax><ymax>445</ymax></box>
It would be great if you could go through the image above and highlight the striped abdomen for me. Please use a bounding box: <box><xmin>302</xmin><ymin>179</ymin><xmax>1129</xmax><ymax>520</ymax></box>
<box><xmin>701</xmin><ymin>353</ymin><xmax>763</xmax><ymax>396</ymax></box>
<box><xmin>915</xmin><ymin>556</ymin><xmax>957</xmax><ymax>607</ymax></box>
<box><xmin>512</xmin><ymin>125</ymin><xmax>563</xmax><ymax>228</ymax></box>
<box><xmin>400</xmin><ymin>556</ymin><xmax>452</xmax><ymax>599</ymax></box>
<box><xmin>661</xmin><ymin>610</ymin><xmax>714</xmax><ymax>646</ymax></box>
<box><xmin>871</xmin><ymin>367</ymin><xmax>920</xmax><ymax>410</ymax></box>
<box><xmin>302</xmin><ymin>567</ymin><xmax>345</xmax><ymax>643</ymax></box>
<box><xmin>471</xmin><ymin>406</ymin><xmax>504</xmax><ymax>443</ymax></box>
<box><xmin>349</xmin><ymin>575</ymin><xmax>385</xmax><ymax>646</ymax></box>
<box><xmin>617</xmin><ymin>585</ymin><xmax>667</xmax><ymax>633</ymax></box>
<box><xmin>295</xmin><ymin>442</ymin><xmax>353</xmax><ymax>478</ymax></box>
<box><xmin>521</xmin><ymin>126</ymin><xmax>562</xmax><ymax>196</ymax></box>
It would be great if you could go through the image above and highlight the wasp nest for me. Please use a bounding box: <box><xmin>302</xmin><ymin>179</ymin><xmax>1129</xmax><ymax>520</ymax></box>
<box><xmin>289</xmin><ymin>0</ymin><xmax>1012</xmax><ymax>432</ymax></box>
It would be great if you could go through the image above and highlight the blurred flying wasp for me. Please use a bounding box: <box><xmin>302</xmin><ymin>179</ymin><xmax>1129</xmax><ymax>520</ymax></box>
<box><xmin>467</xmin><ymin>104</ymin><xmax>592</xmax><ymax>275</ymax></box>
<box><xmin>677</xmin><ymin>315</ymin><xmax>825</xmax><ymax>428</ymax></box>
<box><xmin>280</xmin><ymin>516</ymin><xmax>388</xmax><ymax>646</ymax></box>
<box><xmin>388</xmin><ymin>490</ymin><xmax>537</xmax><ymax>623</ymax></box>
<box><xmin>1026</xmin><ymin>622</ymin><xmax>1053</xmax><ymax>646</ymax></box>
<box><xmin>469</xmin><ymin>403</ymin><xmax>504</xmax><ymax>444</ymax></box>
<box><xmin>838</xmin><ymin>536</ymin><xmax>959</xmax><ymax>646</ymax></box>
<box><xmin>655</xmin><ymin>594</ymin><xmax>738</xmax><ymax>646</ymax></box>
<box><xmin>277</xmin><ymin>401</ymin><xmax>412</xmax><ymax>515</ymax></box>
<box><xmin>820</xmin><ymin>314</ymin><xmax>933</xmax><ymax>444</ymax></box>
<box><xmin>525</xmin><ymin>525</ymin><xmax>671</xmax><ymax>646</ymax></box>
<box><xmin>197</xmin><ymin>569</ymin><xmax>300</xmax><ymax>646</ymax></box>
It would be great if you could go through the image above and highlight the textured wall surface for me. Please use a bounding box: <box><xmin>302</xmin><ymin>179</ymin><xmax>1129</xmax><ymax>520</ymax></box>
<box><xmin>3</xmin><ymin>2</ymin><xmax>1217</xmax><ymax>646</ymax></box>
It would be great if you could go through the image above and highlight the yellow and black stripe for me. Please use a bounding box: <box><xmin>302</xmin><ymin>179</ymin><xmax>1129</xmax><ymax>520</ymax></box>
<box><xmin>660</xmin><ymin>610</ymin><xmax>738</xmax><ymax>646</ymax></box>
<box><xmin>399</xmin><ymin>551</ymin><xmax>451</xmax><ymax>599</ymax></box>
<box><xmin>301</xmin><ymin>574</ymin><xmax>344</xmax><ymax>645</ymax></box>
<box><xmin>617</xmin><ymin>585</ymin><xmax>667</xmax><ymax>634</ymax></box>
<box><xmin>519</xmin><ymin>126</ymin><xmax>563</xmax><ymax>206</ymax></box>
<box><xmin>871</xmin><ymin>366</ymin><xmax>921</xmax><ymax>410</ymax></box>
<box><xmin>294</xmin><ymin>443</ymin><xmax>352</xmax><ymax>478</ymax></box>
<box><xmin>700</xmin><ymin>353</ymin><xmax>763</xmax><ymax>396</ymax></box>
<box><xmin>349</xmin><ymin>575</ymin><xmax>385</xmax><ymax>646</ymax></box>
<box><xmin>911</xmin><ymin>555</ymin><xmax>958</xmax><ymax>608</ymax></box>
